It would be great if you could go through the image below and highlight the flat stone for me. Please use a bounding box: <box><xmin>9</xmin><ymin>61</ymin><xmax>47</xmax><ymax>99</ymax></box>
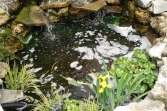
<box><xmin>0</xmin><ymin>89</ymin><xmax>24</xmax><ymax>104</ymax></box>
<box><xmin>72</xmin><ymin>0</ymin><xmax>106</xmax><ymax>12</ymax></box>
<box><xmin>106</xmin><ymin>0</ymin><xmax>120</xmax><ymax>4</ymax></box>
<box><xmin>106</xmin><ymin>6</ymin><xmax>122</xmax><ymax>14</ymax></box>
<box><xmin>41</xmin><ymin>0</ymin><xmax>72</xmax><ymax>9</ymax></box>
<box><xmin>157</xmin><ymin>59</ymin><xmax>164</xmax><ymax>67</ymax></box>
<box><xmin>15</xmin><ymin>6</ymin><xmax>48</xmax><ymax>26</ymax></box>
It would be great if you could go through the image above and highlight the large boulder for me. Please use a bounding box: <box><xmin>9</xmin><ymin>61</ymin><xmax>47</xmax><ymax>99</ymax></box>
<box><xmin>15</xmin><ymin>6</ymin><xmax>48</xmax><ymax>26</ymax></box>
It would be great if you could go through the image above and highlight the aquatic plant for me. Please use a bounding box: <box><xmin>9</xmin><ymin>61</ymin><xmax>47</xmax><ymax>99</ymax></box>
<box><xmin>63</xmin><ymin>98</ymin><xmax>101</xmax><ymax>111</ymax></box>
<box><xmin>32</xmin><ymin>83</ymin><xmax>65</xmax><ymax>111</ymax></box>
<box><xmin>5</xmin><ymin>62</ymin><xmax>39</xmax><ymax>91</ymax></box>
<box><xmin>110</xmin><ymin>49</ymin><xmax>157</xmax><ymax>92</ymax></box>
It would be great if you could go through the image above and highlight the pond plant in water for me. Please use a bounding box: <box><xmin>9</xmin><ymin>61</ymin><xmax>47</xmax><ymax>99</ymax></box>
<box><xmin>5</xmin><ymin>62</ymin><xmax>39</xmax><ymax>92</ymax></box>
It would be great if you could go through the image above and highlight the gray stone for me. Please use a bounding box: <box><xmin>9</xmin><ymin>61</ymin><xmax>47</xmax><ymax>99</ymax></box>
<box><xmin>114</xmin><ymin>99</ymin><xmax>165</xmax><ymax>111</ymax></box>
<box><xmin>0</xmin><ymin>89</ymin><xmax>24</xmax><ymax>104</ymax></box>
<box><xmin>149</xmin><ymin>42</ymin><xmax>166</xmax><ymax>59</ymax></box>
<box><xmin>162</xmin><ymin>57</ymin><xmax>167</xmax><ymax>65</ymax></box>
<box><xmin>135</xmin><ymin>0</ymin><xmax>152</xmax><ymax>8</ymax></box>
<box><xmin>157</xmin><ymin>59</ymin><xmax>164</xmax><ymax>67</ymax></box>
<box><xmin>151</xmin><ymin>0</ymin><xmax>167</xmax><ymax>14</ymax></box>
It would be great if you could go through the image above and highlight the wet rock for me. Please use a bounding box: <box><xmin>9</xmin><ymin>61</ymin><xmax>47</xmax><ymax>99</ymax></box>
<box><xmin>11</xmin><ymin>22</ymin><xmax>32</xmax><ymax>38</ymax></box>
<box><xmin>58</xmin><ymin>7</ymin><xmax>68</xmax><ymax>16</ymax></box>
<box><xmin>106</xmin><ymin>6</ymin><xmax>122</xmax><ymax>14</ymax></box>
<box><xmin>0</xmin><ymin>8</ymin><xmax>9</xmax><ymax>26</ymax></box>
<box><xmin>133</xmin><ymin>23</ymin><xmax>150</xmax><ymax>35</ymax></box>
<box><xmin>114</xmin><ymin>99</ymin><xmax>165</xmax><ymax>111</ymax></box>
<box><xmin>0</xmin><ymin>89</ymin><xmax>24</xmax><ymax>104</ymax></box>
<box><xmin>15</xmin><ymin>6</ymin><xmax>48</xmax><ymax>26</ymax></box>
<box><xmin>41</xmin><ymin>0</ymin><xmax>72</xmax><ymax>9</ymax></box>
<box><xmin>150</xmin><ymin>16</ymin><xmax>167</xmax><ymax>36</ymax></box>
<box><xmin>5</xmin><ymin>37</ymin><xmax>24</xmax><ymax>53</ymax></box>
<box><xmin>135</xmin><ymin>7</ymin><xmax>151</xmax><ymax>25</ymax></box>
<box><xmin>72</xmin><ymin>0</ymin><xmax>93</xmax><ymax>6</ymax></box>
<box><xmin>72</xmin><ymin>0</ymin><xmax>106</xmax><ymax>12</ymax></box>
<box><xmin>106</xmin><ymin>0</ymin><xmax>120</xmax><ymax>5</ymax></box>
<box><xmin>135</xmin><ymin>0</ymin><xmax>152</xmax><ymax>8</ymax></box>
<box><xmin>151</xmin><ymin>0</ymin><xmax>167</xmax><ymax>14</ymax></box>
<box><xmin>127</xmin><ymin>1</ymin><xmax>136</xmax><ymax>18</ymax></box>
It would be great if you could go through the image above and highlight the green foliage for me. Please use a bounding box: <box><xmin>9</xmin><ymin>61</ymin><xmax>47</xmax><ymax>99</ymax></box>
<box><xmin>0</xmin><ymin>46</ymin><xmax>16</xmax><ymax>61</ymax></box>
<box><xmin>110</xmin><ymin>49</ymin><xmax>157</xmax><ymax>92</ymax></box>
<box><xmin>0</xmin><ymin>25</ymin><xmax>16</xmax><ymax>61</ymax></box>
<box><xmin>87</xmin><ymin>49</ymin><xmax>157</xmax><ymax>110</ymax></box>
<box><xmin>63</xmin><ymin>98</ymin><xmax>101</xmax><ymax>111</ymax></box>
<box><xmin>32</xmin><ymin>84</ymin><xmax>64</xmax><ymax>111</ymax></box>
<box><xmin>5</xmin><ymin>63</ymin><xmax>39</xmax><ymax>91</ymax></box>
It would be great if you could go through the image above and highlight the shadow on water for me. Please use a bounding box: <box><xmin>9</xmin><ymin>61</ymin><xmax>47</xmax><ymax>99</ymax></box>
<box><xmin>15</xmin><ymin>14</ymin><xmax>146</xmax><ymax>101</ymax></box>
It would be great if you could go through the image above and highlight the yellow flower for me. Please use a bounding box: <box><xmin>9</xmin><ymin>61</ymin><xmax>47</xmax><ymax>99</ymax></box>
<box><xmin>98</xmin><ymin>74</ymin><xmax>111</xmax><ymax>93</ymax></box>
<box><xmin>99</xmin><ymin>88</ymin><xmax>104</xmax><ymax>93</ymax></box>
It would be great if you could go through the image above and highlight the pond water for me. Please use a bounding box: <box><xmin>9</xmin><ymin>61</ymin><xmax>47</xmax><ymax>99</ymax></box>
<box><xmin>16</xmin><ymin>14</ymin><xmax>151</xmax><ymax>99</ymax></box>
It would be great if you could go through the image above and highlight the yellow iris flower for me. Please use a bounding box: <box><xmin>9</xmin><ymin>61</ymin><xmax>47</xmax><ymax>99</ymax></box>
<box><xmin>98</xmin><ymin>74</ymin><xmax>111</xmax><ymax>93</ymax></box>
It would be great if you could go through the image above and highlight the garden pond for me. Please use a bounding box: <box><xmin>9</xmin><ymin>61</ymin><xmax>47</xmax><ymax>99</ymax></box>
<box><xmin>15</xmin><ymin>14</ymin><xmax>152</xmax><ymax>100</ymax></box>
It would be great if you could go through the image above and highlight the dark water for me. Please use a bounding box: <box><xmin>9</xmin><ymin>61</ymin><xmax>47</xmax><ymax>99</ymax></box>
<box><xmin>16</xmin><ymin>15</ymin><xmax>151</xmax><ymax>100</ymax></box>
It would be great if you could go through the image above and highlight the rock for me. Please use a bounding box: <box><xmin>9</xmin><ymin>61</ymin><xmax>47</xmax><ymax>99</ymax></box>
<box><xmin>135</xmin><ymin>0</ymin><xmax>152</xmax><ymax>8</ymax></box>
<box><xmin>72</xmin><ymin>0</ymin><xmax>93</xmax><ymax>6</ymax></box>
<box><xmin>151</xmin><ymin>0</ymin><xmax>167</xmax><ymax>14</ymax></box>
<box><xmin>15</xmin><ymin>6</ymin><xmax>48</xmax><ymax>26</ymax></box>
<box><xmin>106</xmin><ymin>0</ymin><xmax>120</xmax><ymax>5</ymax></box>
<box><xmin>5</xmin><ymin>37</ymin><xmax>24</xmax><ymax>53</ymax></box>
<box><xmin>106</xmin><ymin>6</ymin><xmax>122</xmax><ymax>14</ymax></box>
<box><xmin>150</xmin><ymin>16</ymin><xmax>167</xmax><ymax>35</ymax></box>
<box><xmin>0</xmin><ymin>8</ymin><xmax>10</xmax><ymax>26</ymax></box>
<box><xmin>114</xmin><ymin>99</ymin><xmax>165</xmax><ymax>111</ymax></box>
<box><xmin>162</xmin><ymin>47</ymin><xmax>167</xmax><ymax>57</ymax></box>
<box><xmin>11</xmin><ymin>22</ymin><xmax>32</xmax><ymax>38</ymax></box>
<box><xmin>0</xmin><ymin>0</ymin><xmax>21</xmax><ymax>15</ymax></box>
<box><xmin>58</xmin><ymin>7</ymin><xmax>68</xmax><ymax>16</ymax></box>
<box><xmin>133</xmin><ymin>23</ymin><xmax>150</xmax><ymax>35</ymax></box>
<box><xmin>135</xmin><ymin>7</ymin><xmax>151</xmax><ymax>25</ymax></box>
<box><xmin>0</xmin><ymin>62</ymin><xmax>7</xmax><ymax>79</ymax></box>
<box><xmin>127</xmin><ymin>1</ymin><xmax>136</xmax><ymax>18</ymax></box>
<box><xmin>72</xmin><ymin>0</ymin><xmax>106</xmax><ymax>12</ymax></box>
<box><xmin>151</xmin><ymin>82</ymin><xmax>167</xmax><ymax>107</ymax></box>
<box><xmin>162</xmin><ymin>57</ymin><xmax>167</xmax><ymax>65</ymax></box>
<box><xmin>156</xmin><ymin>59</ymin><xmax>164</xmax><ymax>67</ymax></box>
<box><xmin>0</xmin><ymin>89</ymin><xmax>24</xmax><ymax>104</ymax></box>
<box><xmin>41</xmin><ymin>0</ymin><xmax>72</xmax><ymax>9</ymax></box>
<box><xmin>148</xmin><ymin>38</ymin><xmax>167</xmax><ymax>59</ymax></box>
